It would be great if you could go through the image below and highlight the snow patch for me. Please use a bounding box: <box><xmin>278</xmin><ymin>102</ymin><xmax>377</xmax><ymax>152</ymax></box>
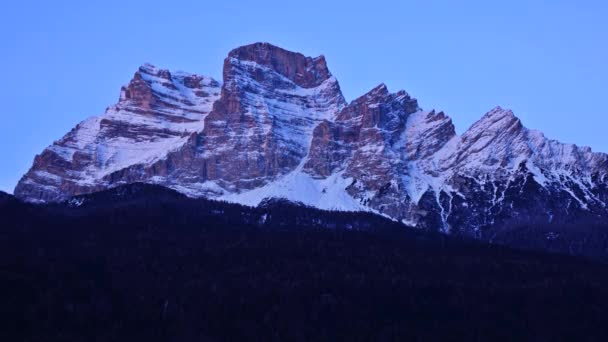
<box><xmin>220</xmin><ymin>170</ymin><xmax>366</xmax><ymax>212</ymax></box>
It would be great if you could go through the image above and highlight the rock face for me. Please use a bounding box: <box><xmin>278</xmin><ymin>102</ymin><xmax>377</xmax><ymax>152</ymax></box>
<box><xmin>192</xmin><ymin>43</ymin><xmax>345</xmax><ymax>192</ymax></box>
<box><xmin>429</xmin><ymin>107</ymin><xmax>608</xmax><ymax>237</ymax></box>
<box><xmin>304</xmin><ymin>84</ymin><xmax>457</xmax><ymax>227</ymax></box>
<box><xmin>15</xmin><ymin>42</ymin><xmax>608</xmax><ymax>240</ymax></box>
<box><xmin>15</xmin><ymin>64</ymin><xmax>221</xmax><ymax>202</ymax></box>
<box><xmin>15</xmin><ymin>43</ymin><xmax>345</xmax><ymax>201</ymax></box>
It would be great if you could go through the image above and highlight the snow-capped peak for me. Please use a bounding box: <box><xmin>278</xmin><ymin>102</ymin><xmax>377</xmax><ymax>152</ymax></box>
<box><xmin>14</xmin><ymin>43</ymin><xmax>608</xmax><ymax>241</ymax></box>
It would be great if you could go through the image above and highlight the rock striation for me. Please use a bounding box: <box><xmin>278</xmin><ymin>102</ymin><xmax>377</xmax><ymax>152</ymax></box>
<box><xmin>15</xmin><ymin>42</ymin><xmax>608</xmax><ymax>239</ymax></box>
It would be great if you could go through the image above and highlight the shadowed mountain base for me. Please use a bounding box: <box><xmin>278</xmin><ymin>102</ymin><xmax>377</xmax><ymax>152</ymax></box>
<box><xmin>1</xmin><ymin>184</ymin><xmax>608</xmax><ymax>341</ymax></box>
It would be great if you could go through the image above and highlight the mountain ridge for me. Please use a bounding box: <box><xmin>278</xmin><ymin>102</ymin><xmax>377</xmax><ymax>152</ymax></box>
<box><xmin>15</xmin><ymin>42</ymin><xmax>608</xmax><ymax>240</ymax></box>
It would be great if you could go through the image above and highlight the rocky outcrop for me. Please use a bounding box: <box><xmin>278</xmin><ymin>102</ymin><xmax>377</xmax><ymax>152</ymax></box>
<box><xmin>303</xmin><ymin>83</ymin><xmax>456</xmax><ymax>225</ymax></box>
<box><xmin>429</xmin><ymin>107</ymin><xmax>608</xmax><ymax>237</ymax></box>
<box><xmin>15</xmin><ymin>64</ymin><xmax>221</xmax><ymax>202</ymax></box>
<box><xmin>15</xmin><ymin>43</ymin><xmax>346</xmax><ymax>200</ymax></box>
<box><xmin>191</xmin><ymin>42</ymin><xmax>346</xmax><ymax>191</ymax></box>
<box><xmin>14</xmin><ymin>43</ymin><xmax>608</xmax><ymax>241</ymax></box>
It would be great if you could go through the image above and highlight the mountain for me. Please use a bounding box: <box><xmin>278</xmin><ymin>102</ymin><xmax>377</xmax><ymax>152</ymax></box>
<box><xmin>14</xmin><ymin>63</ymin><xmax>221</xmax><ymax>202</ymax></box>
<box><xmin>15</xmin><ymin>42</ymin><xmax>608</xmax><ymax>241</ymax></box>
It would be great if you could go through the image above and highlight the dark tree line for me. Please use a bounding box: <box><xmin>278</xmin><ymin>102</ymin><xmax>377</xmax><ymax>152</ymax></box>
<box><xmin>1</xmin><ymin>184</ymin><xmax>608</xmax><ymax>341</ymax></box>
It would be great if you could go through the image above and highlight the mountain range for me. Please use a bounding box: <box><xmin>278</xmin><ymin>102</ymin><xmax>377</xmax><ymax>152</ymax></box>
<box><xmin>14</xmin><ymin>42</ymin><xmax>608</xmax><ymax>243</ymax></box>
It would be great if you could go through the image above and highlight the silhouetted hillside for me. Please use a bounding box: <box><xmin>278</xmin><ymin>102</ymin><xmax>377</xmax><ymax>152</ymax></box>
<box><xmin>1</xmin><ymin>183</ymin><xmax>608</xmax><ymax>341</ymax></box>
<box><xmin>490</xmin><ymin>220</ymin><xmax>608</xmax><ymax>262</ymax></box>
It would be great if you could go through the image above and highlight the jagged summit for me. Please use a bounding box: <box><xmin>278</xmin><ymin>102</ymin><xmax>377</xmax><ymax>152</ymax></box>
<box><xmin>367</xmin><ymin>83</ymin><xmax>389</xmax><ymax>95</ymax></box>
<box><xmin>226</xmin><ymin>42</ymin><xmax>332</xmax><ymax>88</ymax></box>
<box><xmin>137</xmin><ymin>63</ymin><xmax>166</xmax><ymax>74</ymax></box>
<box><xmin>356</xmin><ymin>84</ymin><xmax>417</xmax><ymax>113</ymax></box>
<box><xmin>15</xmin><ymin>61</ymin><xmax>222</xmax><ymax>202</ymax></box>
<box><xmin>14</xmin><ymin>43</ymin><xmax>608</xmax><ymax>241</ymax></box>
<box><xmin>473</xmin><ymin>106</ymin><xmax>521</xmax><ymax>130</ymax></box>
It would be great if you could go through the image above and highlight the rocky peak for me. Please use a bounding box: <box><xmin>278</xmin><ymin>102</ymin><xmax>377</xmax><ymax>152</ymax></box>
<box><xmin>195</xmin><ymin>43</ymin><xmax>346</xmax><ymax>191</ymax></box>
<box><xmin>118</xmin><ymin>63</ymin><xmax>220</xmax><ymax>115</ymax></box>
<box><xmin>445</xmin><ymin>106</ymin><xmax>527</xmax><ymax>167</ymax></box>
<box><xmin>14</xmin><ymin>43</ymin><xmax>608</xmax><ymax>252</ymax></box>
<box><xmin>473</xmin><ymin>106</ymin><xmax>521</xmax><ymax>130</ymax></box>
<box><xmin>14</xmin><ymin>62</ymin><xmax>221</xmax><ymax>202</ymax></box>
<box><xmin>119</xmin><ymin>66</ymin><xmax>158</xmax><ymax>106</ymax></box>
<box><xmin>366</xmin><ymin>83</ymin><xmax>389</xmax><ymax>98</ymax></box>
<box><xmin>139</xmin><ymin>63</ymin><xmax>172</xmax><ymax>79</ymax></box>
<box><xmin>357</xmin><ymin>84</ymin><xmax>414</xmax><ymax>106</ymax></box>
<box><xmin>225</xmin><ymin>42</ymin><xmax>332</xmax><ymax>88</ymax></box>
<box><xmin>337</xmin><ymin>84</ymin><xmax>418</xmax><ymax>128</ymax></box>
<box><xmin>402</xmin><ymin>110</ymin><xmax>456</xmax><ymax>160</ymax></box>
<box><xmin>304</xmin><ymin>84</ymin><xmax>425</xmax><ymax>190</ymax></box>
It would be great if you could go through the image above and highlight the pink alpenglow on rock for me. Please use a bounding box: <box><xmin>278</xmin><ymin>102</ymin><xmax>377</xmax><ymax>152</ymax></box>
<box><xmin>15</xmin><ymin>43</ymin><xmax>608</xmax><ymax>238</ymax></box>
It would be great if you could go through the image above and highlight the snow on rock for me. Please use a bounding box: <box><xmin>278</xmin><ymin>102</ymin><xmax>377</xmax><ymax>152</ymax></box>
<box><xmin>14</xmin><ymin>42</ymin><xmax>608</xmax><ymax>239</ymax></box>
<box><xmin>15</xmin><ymin>64</ymin><xmax>221</xmax><ymax>202</ymax></box>
<box><xmin>221</xmin><ymin>169</ymin><xmax>366</xmax><ymax>212</ymax></box>
<box><xmin>197</xmin><ymin>43</ymin><xmax>346</xmax><ymax>191</ymax></box>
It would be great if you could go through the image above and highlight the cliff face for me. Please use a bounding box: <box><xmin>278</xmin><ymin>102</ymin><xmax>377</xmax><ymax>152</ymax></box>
<box><xmin>191</xmin><ymin>43</ymin><xmax>346</xmax><ymax>192</ymax></box>
<box><xmin>15</xmin><ymin>43</ymin><xmax>346</xmax><ymax>200</ymax></box>
<box><xmin>14</xmin><ymin>64</ymin><xmax>221</xmax><ymax>202</ymax></box>
<box><xmin>15</xmin><ymin>42</ymin><xmax>608</xmax><ymax>239</ymax></box>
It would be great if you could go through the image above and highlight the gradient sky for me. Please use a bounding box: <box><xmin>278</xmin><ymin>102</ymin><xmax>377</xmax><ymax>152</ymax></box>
<box><xmin>1</xmin><ymin>0</ymin><xmax>607</xmax><ymax>193</ymax></box>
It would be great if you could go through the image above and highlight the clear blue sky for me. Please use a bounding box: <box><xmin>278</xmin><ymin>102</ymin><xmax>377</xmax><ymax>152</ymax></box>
<box><xmin>1</xmin><ymin>0</ymin><xmax>607</xmax><ymax>193</ymax></box>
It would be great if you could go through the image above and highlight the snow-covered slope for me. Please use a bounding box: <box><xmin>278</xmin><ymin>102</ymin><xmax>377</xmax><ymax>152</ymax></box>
<box><xmin>15</xmin><ymin>42</ymin><xmax>608</xmax><ymax>239</ymax></box>
<box><xmin>14</xmin><ymin>64</ymin><xmax>221</xmax><ymax>202</ymax></box>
